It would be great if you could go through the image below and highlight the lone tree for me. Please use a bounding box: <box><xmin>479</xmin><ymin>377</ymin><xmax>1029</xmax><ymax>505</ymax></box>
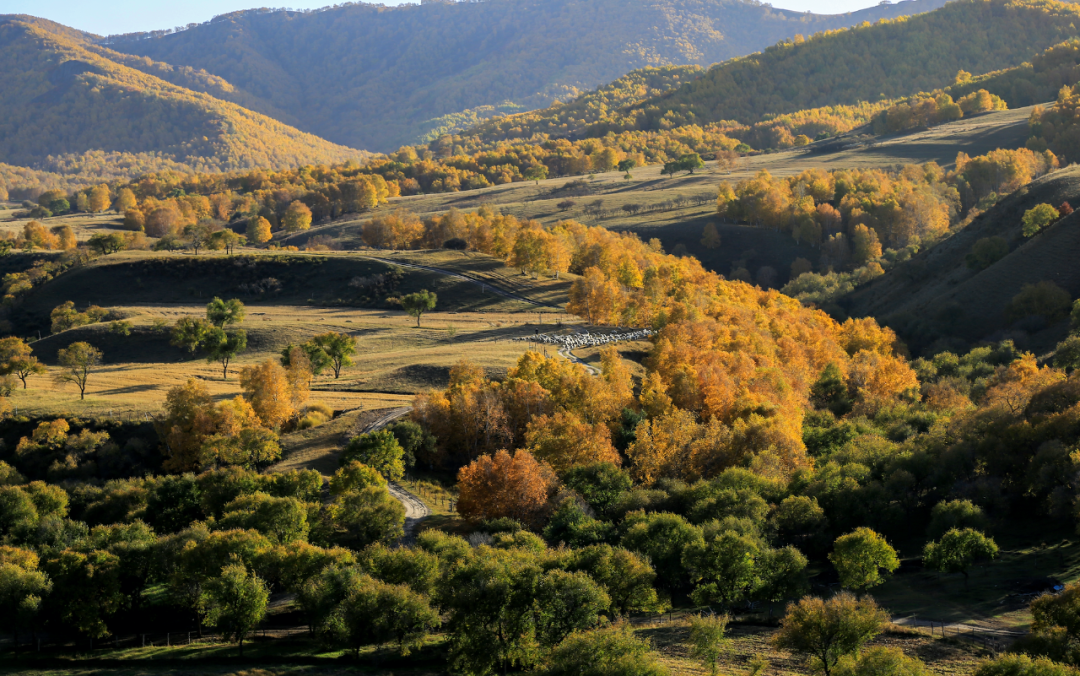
<box><xmin>524</xmin><ymin>166</ymin><xmax>549</xmax><ymax>185</ymax></box>
<box><xmin>0</xmin><ymin>336</ymin><xmax>45</xmax><ymax>389</ymax></box>
<box><xmin>203</xmin><ymin>563</ymin><xmax>269</xmax><ymax>657</ymax></box>
<box><xmin>204</xmin><ymin>328</ymin><xmax>248</xmax><ymax>379</ymax></box>
<box><xmin>54</xmin><ymin>342</ymin><xmax>102</xmax><ymax>400</ymax></box>
<box><xmin>399</xmin><ymin>290</ymin><xmax>437</xmax><ymax>327</ymax></box>
<box><xmin>313</xmin><ymin>332</ymin><xmax>358</xmax><ymax>378</ymax></box>
<box><xmin>207</xmin><ymin>297</ymin><xmax>246</xmax><ymax>328</ymax></box>
<box><xmin>208</xmin><ymin>229</ymin><xmax>245</xmax><ymax>254</ymax></box>
<box><xmin>689</xmin><ymin>613</ymin><xmax>730</xmax><ymax>676</ymax></box>
<box><xmin>829</xmin><ymin>527</ymin><xmax>899</xmax><ymax>591</ymax></box>
<box><xmin>923</xmin><ymin>528</ymin><xmax>998</xmax><ymax>585</ymax></box>
<box><xmin>773</xmin><ymin>593</ymin><xmax>889</xmax><ymax>676</ymax></box>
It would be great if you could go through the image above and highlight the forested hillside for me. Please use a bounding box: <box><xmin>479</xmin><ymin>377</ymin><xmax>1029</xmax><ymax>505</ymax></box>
<box><xmin>0</xmin><ymin>17</ymin><xmax>366</xmax><ymax>176</ymax></box>
<box><xmin>100</xmin><ymin>0</ymin><xmax>948</xmax><ymax>152</ymax></box>
<box><xmin>480</xmin><ymin>0</ymin><xmax>1080</xmax><ymax>140</ymax></box>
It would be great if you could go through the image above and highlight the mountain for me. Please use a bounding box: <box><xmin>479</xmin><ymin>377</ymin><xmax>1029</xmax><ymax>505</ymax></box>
<box><xmin>843</xmin><ymin>164</ymin><xmax>1080</xmax><ymax>356</ymax></box>
<box><xmin>99</xmin><ymin>0</ymin><xmax>950</xmax><ymax>152</ymax></box>
<box><xmin>0</xmin><ymin>16</ymin><xmax>367</xmax><ymax>178</ymax></box>
<box><xmin>472</xmin><ymin>0</ymin><xmax>1080</xmax><ymax>142</ymax></box>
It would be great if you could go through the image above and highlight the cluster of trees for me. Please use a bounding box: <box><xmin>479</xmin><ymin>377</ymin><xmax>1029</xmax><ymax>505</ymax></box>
<box><xmin>872</xmin><ymin>88</ymin><xmax>1007</xmax><ymax>134</ymax></box>
<box><xmin>717</xmin><ymin>148</ymin><xmax>1057</xmax><ymax>266</ymax></box>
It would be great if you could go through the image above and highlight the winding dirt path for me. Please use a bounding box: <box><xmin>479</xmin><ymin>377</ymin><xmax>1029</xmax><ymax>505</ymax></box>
<box><xmin>356</xmin><ymin>406</ymin><xmax>431</xmax><ymax>543</ymax></box>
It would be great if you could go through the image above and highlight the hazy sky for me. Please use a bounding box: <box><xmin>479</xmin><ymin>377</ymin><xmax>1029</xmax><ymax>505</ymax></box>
<box><xmin>3</xmin><ymin>0</ymin><xmax>885</xmax><ymax>35</ymax></box>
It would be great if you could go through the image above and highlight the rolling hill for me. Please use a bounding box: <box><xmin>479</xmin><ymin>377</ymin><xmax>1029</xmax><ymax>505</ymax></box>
<box><xmin>0</xmin><ymin>16</ymin><xmax>367</xmax><ymax>177</ymax></box>
<box><xmin>843</xmin><ymin>164</ymin><xmax>1080</xmax><ymax>356</ymax></box>
<box><xmin>96</xmin><ymin>0</ymin><xmax>949</xmax><ymax>152</ymax></box>
<box><xmin>469</xmin><ymin>0</ymin><xmax>1080</xmax><ymax>143</ymax></box>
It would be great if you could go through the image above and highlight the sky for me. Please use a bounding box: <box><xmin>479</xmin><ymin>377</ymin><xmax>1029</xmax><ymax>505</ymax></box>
<box><xmin>2</xmin><ymin>0</ymin><xmax>886</xmax><ymax>35</ymax></box>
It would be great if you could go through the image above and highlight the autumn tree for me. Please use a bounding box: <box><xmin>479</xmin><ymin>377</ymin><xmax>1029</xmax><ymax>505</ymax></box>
<box><xmin>239</xmin><ymin>360</ymin><xmax>301</xmax><ymax>429</ymax></box>
<box><xmin>185</xmin><ymin>220</ymin><xmax>219</xmax><ymax>254</ymax></box>
<box><xmin>524</xmin><ymin>410</ymin><xmax>620</xmax><ymax>472</ymax></box>
<box><xmin>283</xmin><ymin>201</ymin><xmax>313</xmax><ymax>233</ymax></box>
<box><xmin>247</xmin><ymin>216</ymin><xmax>272</xmax><ymax>244</ymax></box>
<box><xmin>399</xmin><ymin>290</ymin><xmax>437</xmax><ymax>327</ymax></box>
<box><xmin>701</xmin><ymin>223</ymin><xmax>721</xmax><ymax>249</ymax></box>
<box><xmin>54</xmin><ymin>342</ymin><xmax>102</xmax><ymax>400</ymax></box>
<box><xmin>88</xmin><ymin>185</ymin><xmax>111</xmax><ymax>213</ymax></box>
<box><xmin>1023</xmin><ymin>203</ymin><xmax>1060</xmax><ymax>237</ymax></box>
<box><xmin>456</xmin><ymin>449</ymin><xmax>557</xmax><ymax>528</ymax></box>
<box><xmin>0</xmin><ymin>547</ymin><xmax>52</xmax><ymax>641</ymax></box>
<box><xmin>773</xmin><ymin>593</ymin><xmax>888</xmax><ymax>676</ymax></box>
<box><xmin>0</xmin><ymin>337</ymin><xmax>45</xmax><ymax>389</ymax></box>
<box><xmin>203</xmin><ymin>563</ymin><xmax>269</xmax><ymax>657</ymax></box>
<box><xmin>829</xmin><ymin>528</ymin><xmax>899</xmax><ymax>591</ymax></box>
<box><xmin>115</xmin><ymin>188</ymin><xmax>137</xmax><ymax>213</ymax></box>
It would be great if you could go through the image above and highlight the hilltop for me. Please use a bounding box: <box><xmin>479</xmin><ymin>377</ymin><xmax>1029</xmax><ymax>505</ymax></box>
<box><xmin>97</xmin><ymin>0</ymin><xmax>948</xmax><ymax>152</ymax></box>
<box><xmin>469</xmin><ymin>0</ymin><xmax>1080</xmax><ymax>143</ymax></box>
<box><xmin>0</xmin><ymin>16</ymin><xmax>367</xmax><ymax>177</ymax></box>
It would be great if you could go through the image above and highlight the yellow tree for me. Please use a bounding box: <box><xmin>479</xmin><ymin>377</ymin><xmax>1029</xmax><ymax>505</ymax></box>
<box><xmin>240</xmin><ymin>360</ymin><xmax>298</xmax><ymax>429</ymax></box>
<box><xmin>283</xmin><ymin>201</ymin><xmax>313</xmax><ymax>233</ymax></box>
<box><xmin>524</xmin><ymin>410</ymin><xmax>620</xmax><ymax>472</ymax></box>
<box><xmin>247</xmin><ymin>217</ymin><xmax>272</xmax><ymax>245</ymax></box>
<box><xmin>88</xmin><ymin>185</ymin><xmax>111</xmax><ymax>213</ymax></box>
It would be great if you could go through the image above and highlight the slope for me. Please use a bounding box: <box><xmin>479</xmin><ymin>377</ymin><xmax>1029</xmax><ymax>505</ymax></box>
<box><xmin>102</xmin><ymin>0</ymin><xmax>948</xmax><ymax>152</ymax></box>
<box><xmin>843</xmin><ymin>165</ymin><xmax>1080</xmax><ymax>355</ymax></box>
<box><xmin>544</xmin><ymin>0</ymin><xmax>1080</xmax><ymax>135</ymax></box>
<box><xmin>0</xmin><ymin>17</ymin><xmax>367</xmax><ymax>175</ymax></box>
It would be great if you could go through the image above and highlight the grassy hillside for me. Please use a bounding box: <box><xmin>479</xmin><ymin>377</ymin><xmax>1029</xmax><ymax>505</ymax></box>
<box><xmin>504</xmin><ymin>0</ymin><xmax>1080</xmax><ymax>137</ymax></box>
<box><xmin>101</xmin><ymin>0</ymin><xmax>947</xmax><ymax>152</ymax></box>
<box><xmin>0</xmin><ymin>17</ymin><xmax>366</xmax><ymax>175</ymax></box>
<box><xmin>844</xmin><ymin>164</ymin><xmax>1080</xmax><ymax>355</ymax></box>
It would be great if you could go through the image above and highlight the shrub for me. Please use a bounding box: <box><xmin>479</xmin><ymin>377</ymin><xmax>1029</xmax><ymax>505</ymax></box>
<box><xmin>966</xmin><ymin>236</ymin><xmax>1008</xmax><ymax>271</ymax></box>
<box><xmin>1006</xmin><ymin>281</ymin><xmax>1072</xmax><ymax>324</ymax></box>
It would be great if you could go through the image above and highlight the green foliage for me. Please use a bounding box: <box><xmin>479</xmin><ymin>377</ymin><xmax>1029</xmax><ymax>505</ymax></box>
<box><xmin>399</xmin><ymin>289</ymin><xmax>437</xmax><ymax>327</ymax></box>
<box><xmin>773</xmin><ymin>593</ymin><xmax>889</xmax><ymax>676</ymax></box>
<box><xmin>1055</xmin><ymin>335</ymin><xmax>1080</xmax><ymax>373</ymax></box>
<box><xmin>543</xmin><ymin>624</ymin><xmax>671</xmax><ymax>676</ymax></box>
<box><xmin>202</xmin><ymin>563</ymin><xmax>270</xmax><ymax>655</ymax></box>
<box><xmin>215</xmin><ymin>492</ymin><xmax>310</xmax><ymax>544</ymax></box>
<box><xmin>1023</xmin><ymin>203</ymin><xmax>1061</xmax><ymax>237</ymax></box>
<box><xmin>620</xmin><ymin>511</ymin><xmax>703</xmax><ymax>589</ymax></box>
<box><xmin>312</xmin><ymin>331</ymin><xmax>358</xmax><ymax>378</ymax></box>
<box><xmin>42</xmin><ymin>549</ymin><xmax>124</xmax><ymax>638</ymax></box>
<box><xmin>1006</xmin><ymin>281</ymin><xmax>1073</xmax><ymax>324</ymax></box>
<box><xmin>829</xmin><ymin>528</ymin><xmax>899</xmax><ymax>591</ymax></box>
<box><xmin>319</xmin><ymin>571</ymin><xmax>439</xmax><ymax>657</ymax></box>
<box><xmin>835</xmin><ymin>647</ymin><xmax>926</xmax><ymax>676</ymax></box>
<box><xmin>923</xmin><ymin>528</ymin><xmax>998</xmax><ymax>582</ymax></box>
<box><xmin>562</xmin><ymin>462</ymin><xmax>633</xmax><ymax>518</ymax></box>
<box><xmin>330</xmin><ymin>461</ymin><xmax>388</xmax><ymax>496</ymax></box>
<box><xmin>325</xmin><ymin>486</ymin><xmax>406</xmax><ymax>550</ymax></box>
<box><xmin>560</xmin><ymin>544</ymin><xmax>666</xmax><ymax>616</ymax></box>
<box><xmin>927</xmin><ymin>499</ymin><xmax>989</xmax><ymax>540</ymax></box>
<box><xmin>966</xmin><ymin>236</ymin><xmax>1009</xmax><ymax>271</ymax></box>
<box><xmin>387</xmin><ymin>419</ymin><xmax>433</xmax><ymax>470</ymax></box>
<box><xmin>689</xmin><ymin>613</ymin><xmax>730</xmax><ymax>676</ymax></box>
<box><xmin>203</xmin><ymin>328</ymin><xmax>247</xmax><ymax>379</ymax></box>
<box><xmin>341</xmin><ymin>430</ymin><xmax>405</xmax><ymax>481</ymax></box>
<box><xmin>54</xmin><ymin>341</ymin><xmax>102</xmax><ymax>400</ymax></box>
<box><xmin>206</xmin><ymin>297</ymin><xmax>246</xmax><ymax>328</ymax></box>
<box><xmin>975</xmin><ymin>655</ymin><xmax>1080</xmax><ymax>676</ymax></box>
<box><xmin>535</xmin><ymin>569</ymin><xmax>610</xmax><ymax>647</ymax></box>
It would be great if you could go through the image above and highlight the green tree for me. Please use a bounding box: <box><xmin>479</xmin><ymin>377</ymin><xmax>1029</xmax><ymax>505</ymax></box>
<box><xmin>208</xmin><ymin>229</ymin><xmax>245</xmax><ymax>254</ymax></box>
<box><xmin>1053</xmin><ymin>335</ymin><xmax>1080</xmax><ymax>373</ymax></box>
<box><xmin>54</xmin><ymin>342</ymin><xmax>102</xmax><ymax>400</ymax></box>
<box><xmin>399</xmin><ymin>290</ymin><xmax>437</xmax><ymax>327</ymax></box>
<box><xmin>525</xmin><ymin>166</ymin><xmax>549</xmax><ymax>184</ymax></box>
<box><xmin>689</xmin><ymin>613</ymin><xmax>730</xmax><ymax>676</ymax></box>
<box><xmin>330</xmin><ymin>461</ymin><xmax>387</xmax><ymax>495</ymax></box>
<box><xmin>206</xmin><ymin>297</ymin><xmax>246</xmax><ymax>328</ymax></box>
<box><xmin>927</xmin><ymin>500</ymin><xmax>989</xmax><ymax>540</ymax></box>
<box><xmin>203</xmin><ymin>563</ymin><xmax>269</xmax><ymax>656</ymax></box>
<box><xmin>326</xmin><ymin>487</ymin><xmax>406</xmax><ymax>550</ymax></box>
<box><xmin>974</xmin><ymin>656</ymin><xmax>1077</xmax><ymax>676</ymax></box>
<box><xmin>341</xmin><ymin>430</ymin><xmax>405</xmax><ymax>480</ymax></box>
<box><xmin>1023</xmin><ymin>204</ymin><xmax>1060</xmax><ymax>237</ymax></box>
<box><xmin>204</xmin><ymin>328</ymin><xmax>248</xmax><ymax>379</ymax></box>
<box><xmin>683</xmin><ymin>530</ymin><xmax>761</xmax><ymax>607</ymax></box>
<box><xmin>281</xmin><ymin>342</ymin><xmax>332</xmax><ymax>376</ymax></box>
<box><xmin>387</xmin><ymin>419</ymin><xmax>434</xmax><ymax>470</ymax></box>
<box><xmin>829</xmin><ymin>528</ymin><xmax>899</xmax><ymax>591</ymax></box>
<box><xmin>561</xmin><ymin>462</ymin><xmax>633</xmax><ymax>518</ymax></box>
<box><xmin>216</xmin><ymin>493</ymin><xmax>310</xmax><ymax>544</ymax></box>
<box><xmin>620</xmin><ymin>511</ymin><xmax>703</xmax><ymax>589</ymax></box>
<box><xmin>544</xmin><ymin>623</ymin><xmax>670</xmax><ymax>676</ymax></box>
<box><xmin>678</xmin><ymin>153</ymin><xmax>705</xmax><ymax>174</ymax></box>
<box><xmin>773</xmin><ymin>593</ymin><xmax>889</xmax><ymax>676</ymax></box>
<box><xmin>185</xmin><ymin>220</ymin><xmax>217</xmax><ymax>254</ymax></box>
<box><xmin>563</xmin><ymin>544</ymin><xmax>665</xmax><ymax>616</ymax></box>
<box><xmin>171</xmin><ymin>317</ymin><xmax>213</xmax><ymax>353</ymax></box>
<box><xmin>42</xmin><ymin>549</ymin><xmax>124</xmax><ymax>638</ymax></box>
<box><xmin>923</xmin><ymin>528</ymin><xmax>998</xmax><ymax>585</ymax></box>
<box><xmin>835</xmin><ymin>647</ymin><xmax>926</xmax><ymax>676</ymax></box>
<box><xmin>965</xmin><ymin>236</ymin><xmax>1009</xmax><ymax>271</ymax></box>
<box><xmin>312</xmin><ymin>332</ymin><xmax>358</xmax><ymax>378</ymax></box>
<box><xmin>536</xmin><ymin>569</ymin><xmax>610</xmax><ymax>647</ymax></box>
<box><xmin>0</xmin><ymin>550</ymin><xmax>52</xmax><ymax>641</ymax></box>
<box><xmin>88</xmin><ymin>233</ymin><xmax>127</xmax><ymax>255</ymax></box>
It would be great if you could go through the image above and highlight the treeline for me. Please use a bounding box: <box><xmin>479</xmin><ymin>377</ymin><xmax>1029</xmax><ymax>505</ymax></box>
<box><xmin>717</xmin><ymin>148</ymin><xmax>1058</xmax><ymax>268</ymax></box>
